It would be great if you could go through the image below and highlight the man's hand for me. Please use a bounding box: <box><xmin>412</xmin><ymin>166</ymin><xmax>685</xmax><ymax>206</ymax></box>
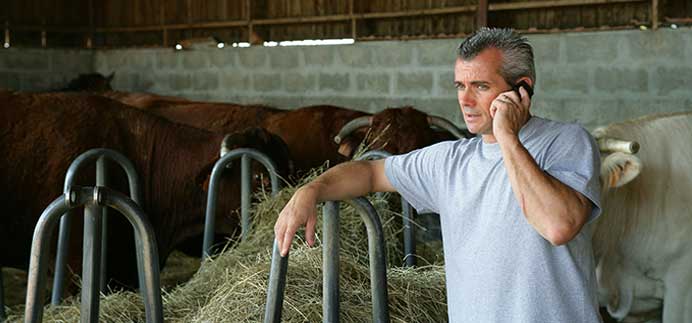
<box><xmin>274</xmin><ymin>185</ymin><xmax>320</xmax><ymax>256</ymax></box>
<box><xmin>490</xmin><ymin>86</ymin><xmax>531</xmax><ymax>143</ymax></box>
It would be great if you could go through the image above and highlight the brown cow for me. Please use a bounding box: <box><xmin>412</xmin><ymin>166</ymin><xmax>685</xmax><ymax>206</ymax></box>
<box><xmin>0</xmin><ymin>92</ymin><xmax>292</xmax><ymax>288</ymax></box>
<box><xmin>101</xmin><ymin>94</ymin><xmax>468</xmax><ymax>176</ymax></box>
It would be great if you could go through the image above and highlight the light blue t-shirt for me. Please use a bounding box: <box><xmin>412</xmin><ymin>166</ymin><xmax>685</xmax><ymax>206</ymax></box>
<box><xmin>385</xmin><ymin>116</ymin><xmax>602</xmax><ymax>323</ymax></box>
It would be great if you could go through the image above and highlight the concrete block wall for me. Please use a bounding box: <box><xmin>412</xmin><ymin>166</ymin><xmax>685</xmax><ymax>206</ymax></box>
<box><xmin>93</xmin><ymin>27</ymin><xmax>692</xmax><ymax>130</ymax></box>
<box><xmin>2</xmin><ymin>28</ymin><xmax>689</xmax><ymax>131</ymax></box>
<box><xmin>0</xmin><ymin>49</ymin><xmax>93</xmax><ymax>91</ymax></box>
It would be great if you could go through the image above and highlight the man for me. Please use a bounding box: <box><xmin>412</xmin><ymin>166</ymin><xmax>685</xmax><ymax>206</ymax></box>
<box><xmin>274</xmin><ymin>28</ymin><xmax>602</xmax><ymax>322</ymax></box>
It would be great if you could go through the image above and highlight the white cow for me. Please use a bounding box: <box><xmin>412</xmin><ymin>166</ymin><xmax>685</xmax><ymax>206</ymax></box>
<box><xmin>594</xmin><ymin>112</ymin><xmax>692</xmax><ymax>323</ymax></box>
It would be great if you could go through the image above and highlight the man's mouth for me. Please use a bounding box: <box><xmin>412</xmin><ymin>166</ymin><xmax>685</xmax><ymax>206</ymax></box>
<box><xmin>464</xmin><ymin>113</ymin><xmax>481</xmax><ymax>120</ymax></box>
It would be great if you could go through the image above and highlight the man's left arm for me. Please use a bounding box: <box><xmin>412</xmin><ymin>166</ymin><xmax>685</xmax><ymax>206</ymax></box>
<box><xmin>500</xmin><ymin>138</ymin><xmax>592</xmax><ymax>246</ymax></box>
<box><xmin>493</xmin><ymin>87</ymin><xmax>593</xmax><ymax>246</ymax></box>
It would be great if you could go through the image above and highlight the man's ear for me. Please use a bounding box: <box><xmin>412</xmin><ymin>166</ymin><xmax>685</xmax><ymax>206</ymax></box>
<box><xmin>601</xmin><ymin>152</ymin><xmax>642</xmax><ymax>190</ymax></box>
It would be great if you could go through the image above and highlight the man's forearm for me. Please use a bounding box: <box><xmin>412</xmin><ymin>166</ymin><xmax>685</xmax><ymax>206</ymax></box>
<box><xmin>304</xmin><ymin>160</ymin><xmax>382</xmax><ymax>203</ymax></box>
<box><xmin>499</xmin><ymin>137</ymin><xmax>590</xmax><ymax>245</ymax></box>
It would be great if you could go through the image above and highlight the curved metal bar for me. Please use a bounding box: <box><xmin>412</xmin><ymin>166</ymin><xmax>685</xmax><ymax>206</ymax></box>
<box><xmin>26</xmin><ymin>186</ymin><xmax>163</xmax><ymax>323</ymax></box>
<box><xmin>202</xmin><ymin>148</ymin><xmax>281</xmax><ymax>259</ymax></box>
<box><xmin>333</xmin><ymin>116</ymin><xmax>372</xmax><ymax>144</ymax></box>
<box><xmin>263</xmin><ymin>240</ymin><xmax>289</xmax><ymax>323</ymax></box>
<box><xmin>427</xmin><ymin>115</ymin><xmax>469</xmax><ymax>139</ymax></box>
<box><xmin>343</xmin><ymin>198</ymin><xmax>390</xmax><ymax>322</ymax></box>
<box><xmin>263</xmin><ymin>197</ymin><xmax>390</xmax><ymax>323</ymax></box>
<box><xmin>26</xmin><ymin>187</ymin><xmax>91</xmax><ymax>323</ymax></box>
<box><xmin>52</xmin><ymin>148</ymin><xmax>142</xmax><ymax>305</ymax></box>
<box><xmin>356</xmin><ymin>150</ymin><xmax>415</xmax><ymax>267</ymax></box>
<box><xmin>100</xmin><ymin>187</ymin><xmax>163</xmax><ymax>323</ymax></box>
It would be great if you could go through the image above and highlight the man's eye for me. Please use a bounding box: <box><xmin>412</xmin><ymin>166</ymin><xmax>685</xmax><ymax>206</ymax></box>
<box><xmin>454</xmin><ymin>83</ymin><xmax>465</xmax><ymax>90</ymax></box>
<box><xmin>477</xmin><ymin>84</ymin><xmax>489</xmax><ymax>90</ymax></box>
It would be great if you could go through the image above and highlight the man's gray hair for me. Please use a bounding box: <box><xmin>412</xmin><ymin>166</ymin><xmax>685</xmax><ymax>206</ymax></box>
<box><xmin>457</xmin><ymin>27</ymin><xmax>536</xmax><ymax>86</ymax></box>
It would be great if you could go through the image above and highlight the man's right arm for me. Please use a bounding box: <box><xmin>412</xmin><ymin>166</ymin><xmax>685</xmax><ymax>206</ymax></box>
<box><xmin>274</xmin><ymin>159</ymin><xmax>394</xmax><ymax>256</ymax></box>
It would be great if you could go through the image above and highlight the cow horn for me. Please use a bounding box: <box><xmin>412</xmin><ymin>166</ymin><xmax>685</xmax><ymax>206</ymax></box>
<box><xmin>597</xmin><ymin>137</ymin><xmax>640</xmax><ymax>154</ymax></box>
<box><xmin>334</xmin><ymin>116</ymin><xmax>373</xmax><ymax>144</ymax></box>
<box><xmin>427</xmin><ymin>116</ymin><xmax>468</xmax><ymax>139</ymax></box>
<box><xmin>591</xmin><ymin>127</ymin><xmax>639</xmax><ymax>154</ymax></box>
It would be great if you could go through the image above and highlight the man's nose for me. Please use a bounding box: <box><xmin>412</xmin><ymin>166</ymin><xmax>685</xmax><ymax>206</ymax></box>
<box><xmin>458</xmin><ymin>88</ymin><xmax>475</xmax><ymax>106</ymax></box>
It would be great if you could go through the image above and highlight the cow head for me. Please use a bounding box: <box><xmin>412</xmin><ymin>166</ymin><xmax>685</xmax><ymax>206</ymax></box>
<box><xmin>63</xmin><ymin>72</ymin><xmax>115</xmax><ymax>92</ymax></box>
<box><xmin>219</xmin><ymin>127</ymin><xmax>295</xmax><ymax>189</ymax></box>
<box><xmin>177</xmin><ymin>127</ymin><xmax>294</xmax><ymax>257</ymax></box>
<box><xmin>334</xmin><ymin>107</ymin><xmax>470</xmax><ymax>157</ymax></box>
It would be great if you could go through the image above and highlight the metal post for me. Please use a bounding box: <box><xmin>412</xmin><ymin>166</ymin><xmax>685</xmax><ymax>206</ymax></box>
<box><xmin>0</xmin><ymin>268</ymin><xmax>5</xmax><ymax>322</ymax></box>
<box><xmin>263</xmin><ymin>197</ymin><xmax>390</xmax><ymax>323</ymax></box>
<box><xmin>263</xmin><ymin>240</ymin><xmax>288</xmax><ymax>323</ymax></box>
<box><xmin>26</xmin><ymin>186</ymin><xmax>163</xmax><ymax>323</ymax></box>
<box><xmin>241</xmin><ymin>154</ymin><xmax>251</xmax><ymax>241</ymax></box>
<box><xmin>401</xmin><ymin>203</ymin><xmax>415</xmax><ymax>267</ymax></box>
<box><xmin>80</xmin><ymin>197</ymin><xmax>102</xmax><ymax>323</ymax></box>
<box><xmin>202</xmin><ymin>148</ymin><xmax>280</xmax><ymax>259</ymax></box>
<box><xmin>96</xmin><ymin>156</ymin><xmax>109</xmax><ymax>292</ymax></box>
<box><xmin>357</xmin><ymin>150</ymin><xmax>416</xmax><ymax>267</ymax></box>
<box><xmin>323</xmin><ymin>201</ymin><xmax>340</xmax><ymax>323</ymax></box>
<box><xmin>52</xmin><ymin>148</ymin><xmax>141</xmax><ymax>305</ymax></box>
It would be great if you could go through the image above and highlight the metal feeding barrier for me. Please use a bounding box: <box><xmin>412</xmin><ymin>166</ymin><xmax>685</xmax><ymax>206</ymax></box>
<box><xmin>202</xmin><ymin>148</ymin><xmax>281</xmax><ymax>259</ymax></box>
<box><xmin>0</xmin><ymin>267</ymin><xmax>5</xmax><ymax>321</ymax></box>
<box><xmin>51</xmin><ymin>148</ymin><xmax>142</xmax><ymax>305</ymax></box>
<box><xmin>357</xmin><ymin>150</ymin><xmax>416</xmax><ymax>267</ymax></box>
<box><xmin>264</xmin><ymin>197</ymin><xmax>390</xmax><ymax>323</ymax></box>
<box><xmin>25</xmin><ymin>186</ymin><xmax>162</xmax><ymax>323</ymax></box>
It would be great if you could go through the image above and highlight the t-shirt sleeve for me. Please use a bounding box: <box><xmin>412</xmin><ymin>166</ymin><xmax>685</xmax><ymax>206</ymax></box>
<box><xmin>384</xmin><ymin>142</ymin><xmax>451</xmax><ymax>214</ymax></box>
<box><xmin>543</xmin><ymin>124</ymin><xmax>602</xmax><ymax>223</ymax></box>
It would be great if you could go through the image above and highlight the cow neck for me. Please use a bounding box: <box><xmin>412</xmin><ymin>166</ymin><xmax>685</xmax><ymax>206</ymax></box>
<box><xmin>128</xmin><ymin>114</ymin><xmax>222</xmax><ymax>256</ymax></box>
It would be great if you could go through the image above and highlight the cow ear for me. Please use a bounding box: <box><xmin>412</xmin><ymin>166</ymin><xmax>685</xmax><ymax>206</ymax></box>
<box><xmin>601</xmin><ymin>152</ymin><xmax>642</xmax><ymax>189</ymax></box>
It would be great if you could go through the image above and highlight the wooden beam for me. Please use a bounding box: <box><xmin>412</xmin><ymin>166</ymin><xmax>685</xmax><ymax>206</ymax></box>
<box><xmin>13</xmin><ymin>0</ymin><xmax>648</xmax><ymax>35</ymax></box>
<box><xmin>489</xmin><ymin>0</ymin><xmax>645</xmax><ymax>11</ymax></box>
<box><xmin>477</xmin><ymin>0</ymin><xmax>489</xmax><ymax>28</ymax></box>
<box><xmin>664</xmin><ymin>17</ymin><xmax>692</xmax><ymax>23</ymax></box>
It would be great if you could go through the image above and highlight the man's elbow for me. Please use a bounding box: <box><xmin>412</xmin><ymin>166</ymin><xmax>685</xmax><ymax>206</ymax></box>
<box><xmin>544</xmin><ymin>213</ymin><xmax>585</xmax><ymax>246</ymax></box>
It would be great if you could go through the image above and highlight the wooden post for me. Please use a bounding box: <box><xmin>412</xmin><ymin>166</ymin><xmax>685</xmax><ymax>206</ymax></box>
<box><xmin>160</xmin><ymin>1</ymin><xmax>167</xmax><ymax>47</ymax></box>
<box><xmin>187</xmin><ymin>0</ymin><xmax>192</xmax><ymax>25</ymax></box>
<box><xmin>87</xmin><ymin>0</ymin><xmax>94</xmax><ymax>48</ymax></box>
<box><xmin>4</xmin><ymin>21</ymin><xmax>10</xmax><ymax>48</ymax></box>
<box><xmin>477</xmin><ymin>0</ymin><xmax>489</xmax><ymax>28</ymax></box>
<box><xmin>651</xmin><ymin>0</ymin><xmax>658</xmax><ymax>30</ymax></box>
<box><xmin>246</xmin><ymin>0</ymin><xmax>253</xmax><ymax>44</ymax></box>
<box><xmin>349</xmin><ymin>0</ymin><xmax>356</xmax><ymax>40</ymax></box>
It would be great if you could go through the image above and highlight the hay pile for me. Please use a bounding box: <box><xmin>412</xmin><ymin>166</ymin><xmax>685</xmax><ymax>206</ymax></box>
<box><xmin>7</xmin><ymin>167</ymin><xmax>447</xmax><ymax>322</ymax></box>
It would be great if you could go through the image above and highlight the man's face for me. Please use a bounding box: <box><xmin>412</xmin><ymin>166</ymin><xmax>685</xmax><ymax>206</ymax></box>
<box><xmin>454</xmin><ymin>48</ymin><xmax>511</xmax><ymax>142</ymax></box>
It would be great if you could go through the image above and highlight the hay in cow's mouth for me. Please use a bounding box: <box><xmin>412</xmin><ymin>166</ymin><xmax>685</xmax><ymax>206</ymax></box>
<box><xmin>6</xmin><ymin>166</ymin><xmax>447</xmax><ymax>322</ymax></box>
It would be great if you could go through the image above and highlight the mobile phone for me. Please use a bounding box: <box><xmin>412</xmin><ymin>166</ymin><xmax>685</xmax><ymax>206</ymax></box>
<box><xmin>512</xmin><ymin>80</ymin><xmax>534</xmax><ymax>99</ymax></box>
